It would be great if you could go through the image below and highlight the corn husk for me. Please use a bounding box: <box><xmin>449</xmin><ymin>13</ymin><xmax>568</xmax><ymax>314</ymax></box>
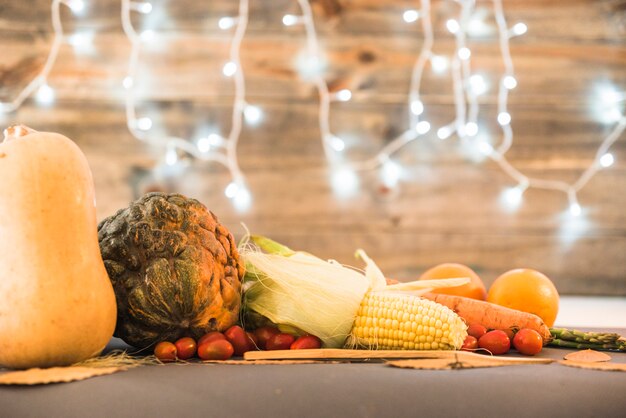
<box><xmin>241</xmin><ymin>236</ymin><xmax>469</xmax><ymax>348</ymax></box>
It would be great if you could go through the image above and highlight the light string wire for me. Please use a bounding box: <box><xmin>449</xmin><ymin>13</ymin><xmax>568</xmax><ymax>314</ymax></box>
<box><xmin>291</xmin><ymin>0</ymin><xmax>434</xmax><ymax>187</ymax></box>
<box><xmin>485</xmin><ymin>0</ymin><xmax>626</xmax><ymax>214</ymax></box>
<box><xmin>120</xmin><ymin>0</ymin><xmax>250</xmax><ymax>204</ymax></box>
<box><xmin>0</xmin><ymin>0</ymin><xmax>73</xmax><ymax>113</ymax></box>
<box><xmin>1</xmin><ymin>0</ymin><xmax>624</xmax><ymax>215</ymax></box>
<box><xmin>289</xmin><ymin>0</ymin><xmax>625</xmax><ymax>213</ymax></box>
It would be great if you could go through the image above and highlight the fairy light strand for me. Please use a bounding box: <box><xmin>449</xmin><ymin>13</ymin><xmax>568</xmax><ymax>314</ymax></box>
<box><xmin>291</xmin><ymin>0</ymin><xmax>624</xmax><ymax>213</ymax></box>
<box><xmin>120</xmin><ymin>0</ymin><xmax>251</xmax><ymax>208</ymax></box>
<box><xmin>1</xmin><ymin>0</ymin><xmax>622</xmax><ymax>215</ymax></box>
<box><xmin>486</xmin><ymin>0</ymin><xmax>626</xmax><ymax>214</ymax></box>
<box><xmin>0</xmin><ymin>0</ymin><xmax>76</xmax><ymax>113</ymax></box>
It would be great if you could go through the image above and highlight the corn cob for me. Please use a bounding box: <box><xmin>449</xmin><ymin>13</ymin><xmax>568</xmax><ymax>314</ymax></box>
<box><xmin>345</xmin><ymin>291</ymin><xmax>468</xmax><ymax>350</ymax></box>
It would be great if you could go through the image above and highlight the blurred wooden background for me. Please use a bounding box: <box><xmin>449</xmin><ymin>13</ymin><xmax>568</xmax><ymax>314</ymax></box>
<box><xmin>1</xmin><ymin>0</ymin><xmax>625</xmax><ymax>294</ymax></box>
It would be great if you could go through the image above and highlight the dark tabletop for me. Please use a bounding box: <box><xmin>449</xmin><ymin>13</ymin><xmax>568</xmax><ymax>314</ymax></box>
<box><xmin>1</xmin><ymin>336</ymin><xmax>626</xmax><ymax>418</ymax></box>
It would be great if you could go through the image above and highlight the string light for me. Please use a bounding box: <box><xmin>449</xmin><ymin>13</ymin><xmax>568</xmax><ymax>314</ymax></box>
<box><xmin>1</xmin><ymin>0</ymin><xmax>622</xmax><ymax>218</ymax></box>
<box><xmin>403</xmin><ymin>10</ymin><xmax>420</xmax><ymax>23</ymax></box>
<box><xmin>483</xmin><ymin>0</ymin><xmax>626</xmax><ymax>215</ymax></box>
<box><xmin>218</xmin><ymin>17</ymin><xmax>237</xmax><ymax>30</ymax></box>
<box><xmin>0</xmin><ymin>0</ymin><xmax>81</xmax><ymax>113</ymax></box>
<box><xmin>121</xmin><ymin>0</ymin><xmax>251</xmax><ymax>210</ymax></box>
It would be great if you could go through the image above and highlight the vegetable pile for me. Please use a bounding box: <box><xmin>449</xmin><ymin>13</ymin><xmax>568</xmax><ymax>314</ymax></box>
<box><xmin>3</xmin><ymin>124</ymin><xmax>625</xmax><ymax>373</ymax></box>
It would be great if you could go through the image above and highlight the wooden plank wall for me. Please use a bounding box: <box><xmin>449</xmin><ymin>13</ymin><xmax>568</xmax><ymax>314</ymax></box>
<box><xmin>1</xmin><ymin>0</ymin><xmax>625</xmax><ymax>294</ymax></box>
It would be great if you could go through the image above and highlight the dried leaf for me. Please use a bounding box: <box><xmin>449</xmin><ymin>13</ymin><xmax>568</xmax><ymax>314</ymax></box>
<box><xmin>559</xmin><ymin>360</ymin><xmax>626</xmax><ymax>372</ymax></box>
<box><xmin>563</xmin><ymin>349</ymin><xmax>612</xmax><ymax>363</ymax></box>
<box><xmin>0</xmin><ymin>366</ymin><xmax>122</xmax><ymax>386</ymax></box>
<box><xmin>388</xmin><ymin>354</ymin><xmax>553</xmax><ymax>370</ymax></box>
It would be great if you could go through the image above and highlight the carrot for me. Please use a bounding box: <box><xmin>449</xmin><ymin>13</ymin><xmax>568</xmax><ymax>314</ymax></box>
<box><xmin>421</xmin><ymin>292</ymin><xmax>552</xmax><ymax>344</ymax></box>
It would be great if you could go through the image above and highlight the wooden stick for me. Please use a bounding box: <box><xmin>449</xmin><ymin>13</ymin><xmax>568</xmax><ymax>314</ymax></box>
<box><xmin>243</xmin><ymin>348</ymin><xmax>554</xmax><ymax>363</ymax></box>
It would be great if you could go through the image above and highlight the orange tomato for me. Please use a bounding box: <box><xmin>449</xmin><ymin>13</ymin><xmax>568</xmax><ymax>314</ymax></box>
<box><xmin>487</xmin><ymin>268</ymin><xmax>559</xmax><ymax>327</ymax></box>
<box><xmin>419</xmin><ymin>263</ymin><xmax>487</xmax><ymax>300</ymax></box>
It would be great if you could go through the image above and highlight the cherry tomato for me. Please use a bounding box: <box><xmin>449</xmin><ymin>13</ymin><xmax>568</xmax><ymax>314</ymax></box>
<box><xmin>154</xmin><ymin>341</ymin><xmax>177</xmax><ymax>362</ymax></box>
<box><xmin>290</xmin><ymin>335</ymin><xmax>322</xmax><ymax>350</ymax></box>
<box><xmin>467</xmin><ymin>324</ymin><xmax>487</xmax><ymax>339</ymax></box>
<box><xmin>224</xmin><ymin>325</ymin><xmax>256</xmax><ymax>356</ymax></box>
<box><xmin>512</xmin><ymin>328</ymin><xmax>543</xmax><ymax>356</ymax></box>
<box><xmin>461</xmin><ymin>335</ymin><xmax>478</xmax><ymax>351</ymax></box>
<box><xmin>266</xmin><ymin>333</ymin><xmax>296</xmax><ymax>350</ymax></box>
<box><xmin>198</xmin><ymin>331</ymin><xmax>226</xmax><ymax>346</ymax></box>
<box><xmin>197</xmin><ymin>339</ymin><xmax>234</xmax><ymax>360</ymax></box>
<box><xmin>174</xmin><ymin>337</ymin><xmax>197</xmax><ymax>360</ymax></box>
<box><xmin>478</xmin><ymin>330</ymin><xmax>511</xmax><ymax>355</ymax></box>
<box><xmin>499</xmin><ymin>328</ymin><xmax>517</xmax><ymax>341</ymax></box>
<box><xmin>253</xmin><ymin>326</ymin><xmax>281</xmax><ymax>350</ymax></box>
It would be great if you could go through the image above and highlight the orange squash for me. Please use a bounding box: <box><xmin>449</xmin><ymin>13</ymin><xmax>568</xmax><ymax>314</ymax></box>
<box><xmin>0</xmin><ymin>125</ymin><xmax>117</xmax><ymax>369</ymax></box>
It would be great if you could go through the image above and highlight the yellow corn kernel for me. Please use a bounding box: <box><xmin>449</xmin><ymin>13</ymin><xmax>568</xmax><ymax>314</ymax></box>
<box><xmin>345</xmin><ymin>291</ymin><xmax>468</xmax><ymax>350</ymax></box>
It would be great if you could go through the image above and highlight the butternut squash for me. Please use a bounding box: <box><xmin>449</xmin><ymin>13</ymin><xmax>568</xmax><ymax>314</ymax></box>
<box><xmin>0</xmin><ymin>125</ymin><xmax>117</xmax><ymax>369</ymax></box>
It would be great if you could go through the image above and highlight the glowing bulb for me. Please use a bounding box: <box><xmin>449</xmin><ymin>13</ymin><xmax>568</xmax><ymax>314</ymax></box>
<box><xmin>138</xmin><ymin>2</ymin><xmax>152</xmax><ymax>14</ymax></box>
<box><xmin>207</xmin><ymin>133</ymin><xmax>224</xmax><ymax>146</ymax></box>
<box><xmin>225</xmin><ymin>182</ymin><xmax>239</xmax><ymax>198</ymax></box>
<box><xmin>416</xmin><ymin>121</ymin><xmax>431</xmax><ymax>135</ymax></box>
<box><xmin>569</xmin><ymin>202</ymin><xmax>582</xmax><ymax>217</ymax></box>
<box><xmin>244</xmin><ymin>105</ymin><xmax>262</xmax><ymax>124</ymax></box>
<box><xmin>222</xmin><ymin>61</ymin><xmax>237</xmax><ymax>77</ymax></box>
<box><xmin>437</xmin><ymin>126</ymin><xmax>453</xmax><ymax>140</ymax></box>
<box><xmin>35</xmin><ymin>83</ymin><xmax>55</xmax><ymax>105</ymax></box>
<box><xmin>165</xmin><ymin>147</ymin><xmax>178</xmax><ymax>166</ymax></box>
<box><xmin>605</xmin><ymin>108</ymin><xmax>622</xmax><ymax>123</ymax></box>
<box><xmin>599</xmin><ymin>153</ymin><xmax>614</xmax><ymax>168</ymax></box>
<box><xmin>382</xmin><ymin>160</ymin><xmax>401</xmax><ymax>187</ymax></box>
<box><xmin>458</xmin><ymin>47</ymin><xmax>471</xmax><ymax>60</ymax></box>
<box><xmin>123</xmin><ymin>76</ymin><xmax>133</xmax><ymax>89</ymax></box>
<box><xmin>512</xmin><ymin>22</ymin><xmax>528</xmax><ymax>36</ymax></box>
<box><xmin>503</xmin><ymin>75</ymin><xmax>518</xmax><ymax>90</ymax></box>
<box><xmin>431</xmin><ymin>55</ymin><xmax>448</xmax><ymax>73</ymax></box>
<box><xmin>465</xmin><ymin>122</ymin><xmax>478</xmax><ymax>137</ymax></box>
<box><xmin>282</xmin><ymin>14</ymin><xmax>300</xmax><ymax>26</ymax></box>
<box><xmin>328</xmin><ymin>135</ymin><xmax>345</xmax><ymax>152</ymax></box>
<box><xmin>136</xmin><ymin>117</ymin><xmax>152</xmax><ymax>131</ymax></box>
<box><xmin>469</xmin><ymin>74</ymin><xmax>487</xmax><ymax>95</ymax></box>
<box><xmin>197</xmin><ymin>137</ymin><xmax>211</xmax><ymax>153</ymax></box>
<box><xmin>331</xmin><ymin>167</ymin><xmax>358</xmax><ymax>197</ymax></box>
<box><xmin>467</xmin><ymin>17</ymin><xmax>491</xmax><ymax>37</ymax></box>
<box><xmin>68</xmin><ymin>32</ymin><xmax>93</xmax><ymax>52</ymax></box>
<box><xmin>140</xmin><ymin>30</ymin><xmax>155</xmax><ymax>42</ymax></box>
<box><xmin>502</xmin><ymin>185</ymin><xmax>525</xmax><ymax>209</ymax></box>
<box><xmin>478</xmin><ymin>141</ymin><xmax>493</xmax><ymax>156</ymax></box>
<box><xmin>446</xmin><ymin>19</ymin><xmax>460</xmax><ymax>34</ymax></box>
<box><xmin>335</xmin><ymin>89</ymin><xmax>352</xmax><ymax>102</ymax></box>
<box><xmin>403</xmin><ymin>10</ymin><xmax>419</xmax><ymax>23</ymax></box>
<box><xmin>67</xmin><ymin>0</ymin><xmax>85</xmax><ymax>14</ymax></box>
<box><xmin>497</xmin><ymin>112</ymin><xmax>511</xmax><ymax>126</ymax></box>
<box><xmin>218</xmin><ymin>17</ymin><xmax>236</xmax><ymax>30</ymax></box>
<box><xmin>233</xmin><ymin>186</ymin><xmax>251</xmax><ymax>211</ymax></box>
<box><xmin>410</xmin><ymin>100</ymin><xmax>424</xmax><ymax>116</ymax></box>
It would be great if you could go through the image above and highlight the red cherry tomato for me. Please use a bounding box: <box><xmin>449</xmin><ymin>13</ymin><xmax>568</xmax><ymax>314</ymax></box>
<box><xmin>461</xmin><ymin>335</ymin><xmax>478</xmax><ymax>351</ymax></box>
<box><xmin>198</xmin><ymin>331</ymin><xmax>226</xmax><ymax>346</ymax></box>
<box><xmin>197</xmin><ymin>339</ymin><xmax>234</xmax><ymax>360</ymax></box>
<box><xmin>253</xmin><ymin>326</ymin><xmax>281</xmax><ymax>350</ymax></box>
<box><xmin>499</xmin><ymin>328</ymin><xmax>517</xmax><ymax>341</ymax></box>
<box><xmin>478</xmin><ymin>330</ymin><xmax>511</xmax><ymax>355</ymax></box>
<box><xmin>174</xmin><ymin>337</ymin><xmax>197</xmax><ymax>360</ymax></box>
<box><xmin>266</xmin><ymin>333</ymin><xmax>296</xmax><ymax>350</ymax></box>
<box><xmin>513</xmin><ymin>328</ymin><xmax>543</xmax><ymax>356</ymax></box>
<box><xmin>154</xmin><ymin>341</ymin><xmax>177</xmax><ymax>362</ymax></box>
<box><xmin>224</xmin><ymin>325</ymin><xmax>256</xmax><ymax>356</ymax></box>
<box><xmin>290</xmin><ymin>335</ymin><xmax>322</xmax><ymax>350</ymax></box>
<box><xmin>467</xmin><ymin>324</ymin><xmax>487</xmax><ymax>339</ymax></box>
